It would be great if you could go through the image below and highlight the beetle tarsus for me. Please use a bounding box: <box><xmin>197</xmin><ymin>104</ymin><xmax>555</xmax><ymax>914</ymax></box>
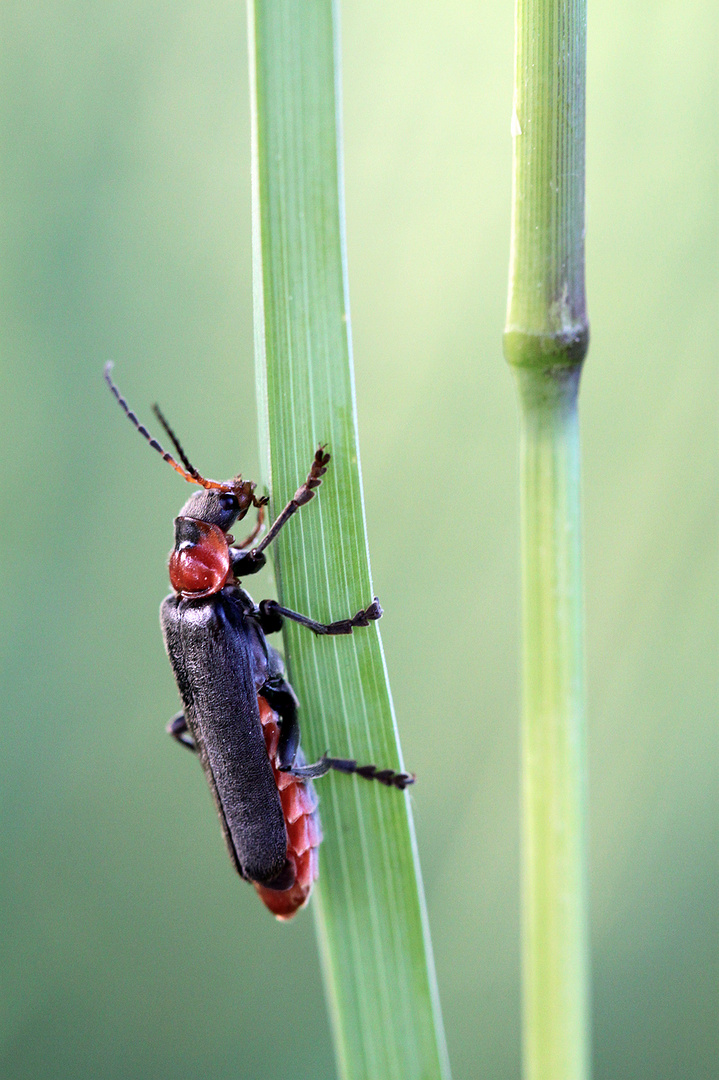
<box><xmin>286</xmin><ymin>753</ymin><xmax>415</xmax><ymax>790</ymax></box>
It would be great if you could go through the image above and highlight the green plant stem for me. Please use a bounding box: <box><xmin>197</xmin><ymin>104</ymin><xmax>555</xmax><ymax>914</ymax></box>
<box><xmin>505</xmin><ymin>0</ymin><xmax>588</xmax><ymax>370</ymax></box>
<box><xmin>247</xmin><ymin>3</ymin><xmax>450</xmax><ymax>1079</ymax></box>
<box><xmin>516</xmin><ymin>368</ymin><xmax>590</xmax><ymax>1080</ymax></box>
<box><xmin>503</xmin><ymin>0</ymin><xmax>591</xmax><ymax>1076</ymax></box>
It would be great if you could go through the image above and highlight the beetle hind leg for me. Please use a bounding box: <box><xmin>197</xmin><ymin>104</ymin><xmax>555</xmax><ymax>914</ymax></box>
<box><xmin>260</xmin><ymin>680</ymin><xmax>301</xmax><ymax>772</ymax></box>
<box><xmin>287</xmin><ymin>753</ymin><xmax>415</xmax><ymax>791</ymax></box>
<box><xmin>166</xmin><ymin>711</ymin><xmax>197</xmax><ymax>752</ymax></box>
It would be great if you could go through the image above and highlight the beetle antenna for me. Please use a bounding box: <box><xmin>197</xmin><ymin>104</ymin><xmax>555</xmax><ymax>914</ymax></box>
<box><xmin>151</xmin><ymin>403</ymin><xmax>201</xmax><ymax>480</ymax></box>
<box><xmin>104</xmin><ymin>363</ymin><xmax>230</xmax><ymax>492</ymax></box>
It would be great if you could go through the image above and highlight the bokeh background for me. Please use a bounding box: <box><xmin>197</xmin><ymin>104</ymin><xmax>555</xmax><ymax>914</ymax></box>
<box><xmin>1</xmin><ymin>2</ymin><xmax>716</xmax><ymax>1078</ymax></box>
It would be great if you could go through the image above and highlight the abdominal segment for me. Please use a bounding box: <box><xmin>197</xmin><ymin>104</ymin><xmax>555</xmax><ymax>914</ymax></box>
<box><xmin>253</xmin><ymin>696</ymin><xmax>322</xmax><ymax>919</ymax></box>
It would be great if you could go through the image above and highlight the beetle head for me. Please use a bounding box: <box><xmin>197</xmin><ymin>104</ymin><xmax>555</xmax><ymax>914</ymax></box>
<box><xmin>178</xmin><ymin>479</ymin><xmax>260</xmax><ymax>532</ymax></box>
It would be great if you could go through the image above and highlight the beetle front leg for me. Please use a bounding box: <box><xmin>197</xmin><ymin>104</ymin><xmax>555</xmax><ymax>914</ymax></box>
<box><xmin>258</xmin><ymin>597</ymin><xmax>383</xmax><ymax>637</ymax></box>
<box><xmin>230</xmin><ymin>546</ymin><xmax>266</xmax><ymax>579</ymax></box>
<box><xmin>250</xmin><ymin>447</ymin><xmax>330</xmax><ymax>558</ymax></box>
<box><xmin>166</xmin><ymin>711</ymin><xmax>197</xmax><ymax>752</ymax></box>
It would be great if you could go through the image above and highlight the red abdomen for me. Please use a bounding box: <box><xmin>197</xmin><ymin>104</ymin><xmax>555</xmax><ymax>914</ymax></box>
<box><xmin>254</xmin><ymin>695</ymin><xmax>322</xmax><ymax>919</ymax></box>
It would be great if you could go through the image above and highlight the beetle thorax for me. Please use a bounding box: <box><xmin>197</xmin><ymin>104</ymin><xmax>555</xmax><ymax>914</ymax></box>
<box><xmin>168</xmin><ymin>516</ymin><xmax>232</xmax><ymax>598</ymax></box>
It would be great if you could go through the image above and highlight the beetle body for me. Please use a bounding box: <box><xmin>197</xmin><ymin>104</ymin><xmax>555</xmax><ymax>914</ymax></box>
<box><xmin>106</xmin><ymin>364</ymin><xmax>413</xmax><ymax>919</ymax></box>
<box><xmin>161</xmin><ymin>587</ymin><xmax>322</xmax><ymax>916</ymax></box>
<box><xmin>161</xmin><ymin>589</ymin><xmax>288</xmax><ymax>885</ymax></box>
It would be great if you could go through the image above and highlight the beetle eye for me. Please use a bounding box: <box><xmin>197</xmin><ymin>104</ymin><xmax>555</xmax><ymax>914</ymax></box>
<box><xmin>219</xmin><ymin>492</ymin><xmax>239</xmax><ymax>513</ymax></box>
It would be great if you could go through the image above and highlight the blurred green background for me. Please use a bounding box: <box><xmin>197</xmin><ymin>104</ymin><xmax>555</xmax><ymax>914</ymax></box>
<box><xmin>1</xmin><ymin>2</ymin><xmax>716</xmax><ymax>1078</ymax></box>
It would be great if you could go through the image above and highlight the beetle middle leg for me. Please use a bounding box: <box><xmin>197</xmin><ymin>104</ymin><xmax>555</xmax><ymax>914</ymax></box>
<box><xmin>258</xmin><ymin>597</ymin><xmax>383</xmax><ymax>637</ymax></box>
<box><xmin>166</xmin><ymin>711</ymin><xmax>197</xmax><ymax>752</ymax></box>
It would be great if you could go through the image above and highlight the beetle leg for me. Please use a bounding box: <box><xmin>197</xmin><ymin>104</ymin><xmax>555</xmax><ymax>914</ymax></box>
<box><xmin>234</xmin><ymin>502</ymin><xmax>266</xmax><ymax>551</ymax></box>
<box><xmin>258</xmin><ymin>597</ymin><xmax>382</xmax><ymax>637</ymax></box>
<box><xmin>250</xmin><ymin>447</ymin><xmax>330</xmax><ymax>557</ymax></box>
<box><xmin>230</xmin><ymin>547</ymin><xmax>266</xmax><ymax>579</ymax></box>
<box><xmin>166</xmin><ymin>711</ymin><xmax>197</xmax><ymax>752</ymax></box>
<box><xmin>254</xmin><ymin>600</ymin><xmax>284</xmax><ymax>635</ymax></box>
<box><xmin>261</xmin><ymin>679</ymin><xmax>301</xmax><ymax>771</ymax></box>
<box><xmin>288</xmin><ymin>754</ymin><xmax>415</xmax><ymax>791</ymax></box>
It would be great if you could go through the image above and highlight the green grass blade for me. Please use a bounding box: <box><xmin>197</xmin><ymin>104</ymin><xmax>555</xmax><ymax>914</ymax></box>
<box><xmin>247</xmin><ymin>3</ymin><xmax>450</xmax><ymax>1078</ymax></box>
